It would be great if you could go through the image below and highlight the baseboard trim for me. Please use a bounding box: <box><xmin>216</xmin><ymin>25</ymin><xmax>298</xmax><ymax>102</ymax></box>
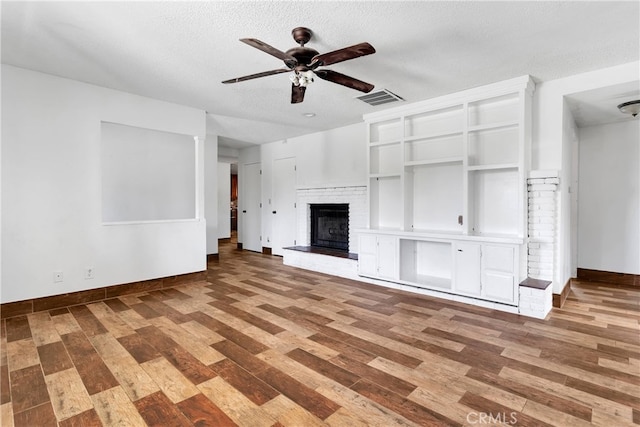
<box><xmin>552</xmin><ymin>278</ymin><xmax>572</xmax><ymax>308</ymax></box>
<box><xmin>262</xmin><ymin>247</ymin><xmax>272</xmax><ymax>255</ymax></box>
<box><xmin>207</xmin><ymin>253</ymin><xmax>220</xmax><ymax>262</ymax></box>
<box><xmin>1</xmin><ymin>270</ymin><xmax>207</xmax><ymax>319</ymax></box>
<box><xmin>577</xmin><ymin>268</ymin><xmax>639</xmax><ymax>287</ymax></box>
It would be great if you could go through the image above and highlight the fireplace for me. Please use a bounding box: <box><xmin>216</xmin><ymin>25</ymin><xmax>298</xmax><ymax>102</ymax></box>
<box><xmin>310</xmin><ymin>204</ymin><xmax>349</xmax><ymax>252</ymax></box>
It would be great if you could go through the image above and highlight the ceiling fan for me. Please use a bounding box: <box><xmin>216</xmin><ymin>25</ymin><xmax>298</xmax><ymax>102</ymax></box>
<box><xmin>222</xmin><ymin>27</ymin><xmax>376</xmax><ymax>103</ymax></box>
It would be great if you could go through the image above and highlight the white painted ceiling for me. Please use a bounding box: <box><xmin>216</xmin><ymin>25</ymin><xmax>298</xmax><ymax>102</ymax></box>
<box><xmin>2</xmin><ymin>1</ymin><xmax>639</xmax><ymax>148</ymax></box>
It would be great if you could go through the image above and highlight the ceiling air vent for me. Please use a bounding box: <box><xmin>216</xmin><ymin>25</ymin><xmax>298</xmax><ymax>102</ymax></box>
<box><xmin>357</xmin><ymin>89</ymin><xmax>404</xmax><ymax>106</ymax></box>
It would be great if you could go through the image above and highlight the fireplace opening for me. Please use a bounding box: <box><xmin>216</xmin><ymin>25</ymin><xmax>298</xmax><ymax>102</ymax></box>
<box><xmin>310</xmin><ymin>204</ymin><xmax>349</xmax><ymax>252</ymax></box>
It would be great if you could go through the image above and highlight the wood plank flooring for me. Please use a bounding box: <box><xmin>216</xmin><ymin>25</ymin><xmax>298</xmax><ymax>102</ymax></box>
<box><xmin>1</xmin><ymin>241</ymin><xmax>639</xmax><ymax>426</ymax></box>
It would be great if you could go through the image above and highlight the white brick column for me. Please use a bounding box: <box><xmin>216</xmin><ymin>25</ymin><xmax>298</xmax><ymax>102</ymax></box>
<box><xmin>527</xmin><ymin>171</ymin><xmax>559</xmax><ymax>281</ymax></box>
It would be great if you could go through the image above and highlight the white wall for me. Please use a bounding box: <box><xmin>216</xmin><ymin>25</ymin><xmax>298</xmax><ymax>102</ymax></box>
<box><xmin>1</xmin><ymin>65</ymin><xmax>207</xmax><ymax>303</ymax></box>
<box><xmin>533</xmin><ymin>61</ymin><xmax>639</xmax><ymax>292</ymax></box>
<box><xmin>292</xmin><ymin>123</ymin><xmax>367</xmax><ymax>189</ymax></box>
<box><xmin>578</xmin><ymin>120</ymin><xmax>640</xmax><ymax>274</ymax></box>
<box><xmin>256</xmin><ymin>122</ymin><xmax>367</xmax><ymax>248</ymax></box>
<box><xmin>217</xmin><ymin>162</ymin><xmax>231</xmax><ymax>239</ymax></box>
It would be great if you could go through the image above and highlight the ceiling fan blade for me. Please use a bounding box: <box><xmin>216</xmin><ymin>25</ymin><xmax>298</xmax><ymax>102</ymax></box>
<box><xmin>240</xmin><ymin>38</ymin><xmax>298</xmax><ymax>67</ymax></box>
<box><xmin>222</xmin><ymin>68</ymin><xmax>290</xmax><ymax>84</ymax></box>
<box><xmin>311</xmin><ymin>42</ymin><xmax>375</xmax><ymax>67</ymax></box>
<box><xmin>291</xmin><ymin>84</ymin><xmax>306</xmax><ymax>104</ymax></box>
<box><xmin>315</xmin><ymin>69</ymin><xmax>374</xmax><ymax>93</ymax></box>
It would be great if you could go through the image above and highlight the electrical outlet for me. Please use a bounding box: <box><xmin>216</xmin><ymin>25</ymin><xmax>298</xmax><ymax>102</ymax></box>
<box><xmin>85</xmin><ymin>267</ymin><xmax>94</xmax><ymax>280</ymax></box>
<box><xmin>53</xmin><ymin>271</ymin><xmax>63</xmax><ymax>283</ymax></box>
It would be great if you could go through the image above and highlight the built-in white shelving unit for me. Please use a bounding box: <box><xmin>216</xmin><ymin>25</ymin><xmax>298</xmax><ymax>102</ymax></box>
<box><xmin>359</xmin><ymin>76</ymin><xmax>534</xmax><ymax>307</ymax></box>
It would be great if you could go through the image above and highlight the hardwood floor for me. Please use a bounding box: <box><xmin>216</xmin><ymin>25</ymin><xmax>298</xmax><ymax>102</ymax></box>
<box><xmin>1</xmin><ymin>241</ymin><xmax>639</xmax><ymax>426</ymax></box>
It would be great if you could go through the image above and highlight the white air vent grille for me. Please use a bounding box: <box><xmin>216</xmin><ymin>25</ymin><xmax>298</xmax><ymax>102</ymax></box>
<box><xmin>357</xmin><ymin>89</ymin><xmax>404</xmax><ymax>106</ymax></box>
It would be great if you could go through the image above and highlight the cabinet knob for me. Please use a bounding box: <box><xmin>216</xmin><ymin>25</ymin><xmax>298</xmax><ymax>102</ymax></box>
<box><xmin>272</xmin><ymin>211</ymin><xmax>277</xmax><ymax>214</ymax></box>
<box><xmin>457</xmin><ymin>249</ymin><xmax>463</xmax><ymax>252</ymax></box>
<box><xmin>242</xmin><ymin>210</ymin><xmax>247</xmax><ymax>213</ymax></box>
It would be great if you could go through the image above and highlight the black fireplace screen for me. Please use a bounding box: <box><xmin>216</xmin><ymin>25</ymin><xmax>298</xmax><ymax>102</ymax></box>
<box><xmin>310</xmin><ymin>204</ymin><xmax>349</xmax><ymax>251</ymax></box>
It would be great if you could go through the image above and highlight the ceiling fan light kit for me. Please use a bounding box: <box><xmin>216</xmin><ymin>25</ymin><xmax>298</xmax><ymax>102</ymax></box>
<box><xmin>290</xmin><ymin>70</ymin><xmax>314</xmax><ymax>87</ymax></box>
<box><xmin>222</xmin><ymin>27</ymin><xmax>376</xmax><ymax>103</ymax></box>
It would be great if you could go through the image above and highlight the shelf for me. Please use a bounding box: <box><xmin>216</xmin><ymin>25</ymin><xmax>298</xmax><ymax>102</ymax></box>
<box><xmin>468</xmin><ymin>121</ymin><xmax>518</xmax><ymax>133</ymax></box>
<box><xmin>404</xmin><ymin>131</ymin><xmax>463</xmax><ymax>143</ymax></box>
<box><xmin>401</xmin><ymin>273</ymin><xmax>452</xmax><ymax>289</ymax></box>
<box><xmin>404</xmin><ymin>132</ymin><xmax>463</xmax><ymax>164</ymax></box>
<box><xmin>355</xmin><ymin>228</ymin><xmax>524</xmax><ymax>244</ymax></box>
<box><xmin>467</xmin><ymin>163</ymin><xmax>518</xmax><ymax>171</ymax></box>
<box><xmin>467</xmin><ymin>231</ymin><xmax>523</xmax><ymax>241</ymax></box>
<box><xmin>369</xmin><ymin>173</ymin><xmax>402</xmax><ymax>179</ymax></box>
<box><xmin>365</xmin><ymin>226</ymin><xmax>404</xmax><ymax>232</ymax></box>
<box><xmin>370</xmin><ymin>139</ymin><xmax>402</xmax><ymax>147</ymax></box>
<box><xmin>405</xmin><ymin>157</ymin><xmax>463</xmax><ymax>167</ymax></box>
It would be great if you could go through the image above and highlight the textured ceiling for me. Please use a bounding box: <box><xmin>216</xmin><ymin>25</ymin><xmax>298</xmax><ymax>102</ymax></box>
<box><xmin>2</xmin><ymin>1</ymin><xmax>639</xmax><ymax>147</ymax></box>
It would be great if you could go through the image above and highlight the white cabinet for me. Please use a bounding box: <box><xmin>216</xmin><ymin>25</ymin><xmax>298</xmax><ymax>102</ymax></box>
<box><xmin>358</xmin><ymin>234</ymin><xmax>398</xmax><ymax>280</ymax></box>
<box><xmin>454</xmin><ymin>242</ymin><xmax>519</xmax><ymax>305</ymax></box>
<box><xmin>358</xmin><ymin>76</ymin><xmax>532</xmax><ymax>309</ymax></box>
<box><xmin>452</xmin><ymin>242</ymin><xmax>519</xmax><ymax>304</ymax></box>
<box><xmin>359</xmin><ymin>231</ymin><xmax>520</xmax><ymax>306</ymax></box>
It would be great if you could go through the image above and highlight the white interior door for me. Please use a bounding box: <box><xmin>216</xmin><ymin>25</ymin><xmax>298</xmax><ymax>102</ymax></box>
<box><xmin>242</xmin><ymin>162</ymin><xmax>262</xmax><ymax>252</ymax></box>
<box><xmin>272</xmin><ymin>157</ymin><xmax>297</xmax><ymax>256</ymax></box>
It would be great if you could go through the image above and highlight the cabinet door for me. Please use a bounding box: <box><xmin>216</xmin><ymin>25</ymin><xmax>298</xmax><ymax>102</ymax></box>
<box><xmin>358</xmin><ymin>235</ymin><xmax>378</xmax><ymax>277</ymax></box>
<box><xmin>357</xmin><ymin>234</ymin><xmax>397</xmax><ymax>279</ymax></box>
<box><xmin>454</xmin><ymin>242</ymin><xmax>481</xmax><ymax>296</ymax></box>
<box><xmin>377</xmin><ymin>236</ymin><xmax>398</xmax><ymax>280</ymax></box>
<box><xmin>483</xmin><ymin>272</ymin><xmax>515</xmax><ymax>304</ymax></box>
<box><xmin>358</xmin><ymin>253</ymin><xmax>378</xmax><ymax>277</ymax></box>
<box><xmin>482</xmin><ymin>244</ymin><xmax>517</xmax><ymax>304</ymax></box>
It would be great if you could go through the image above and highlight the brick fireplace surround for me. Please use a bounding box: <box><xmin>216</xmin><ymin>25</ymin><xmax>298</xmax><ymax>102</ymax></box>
<box><xmin>283</xmin><ymin>186</ymin><xmax>367</xmax><ymax>278</ymax></box>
